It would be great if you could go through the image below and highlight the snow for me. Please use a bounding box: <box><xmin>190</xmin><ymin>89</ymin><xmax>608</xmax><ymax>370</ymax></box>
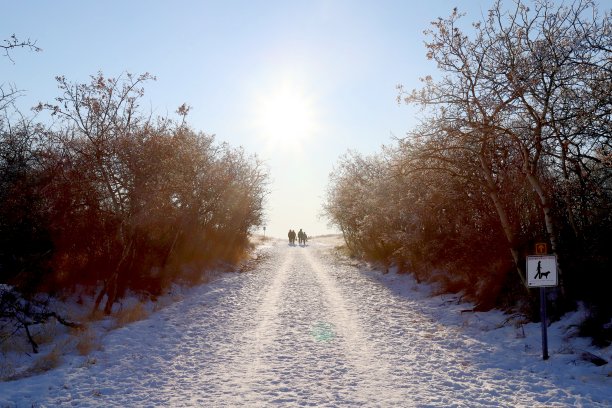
<box><xmin>0</xmin><ymin>236</ymin><xmax>610</xmax><ymax>407</ymax></box>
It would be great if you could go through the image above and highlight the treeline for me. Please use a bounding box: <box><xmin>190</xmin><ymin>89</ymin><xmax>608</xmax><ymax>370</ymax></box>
<box><xmin>324</xmin><ymin>1</ymin><xmax>611</xmax><ymax>338</ymax></box>
<box><xmin>0</xmin><ymin>72</ymin><xmax>268</xmax><ymax>314</ymax></box>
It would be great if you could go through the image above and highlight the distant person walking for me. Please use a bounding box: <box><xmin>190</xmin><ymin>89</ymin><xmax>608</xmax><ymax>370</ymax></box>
<box><xmin>298</xmin><ymin>229</ymin><xmax>305</xmax><ymax>246</ymax></box>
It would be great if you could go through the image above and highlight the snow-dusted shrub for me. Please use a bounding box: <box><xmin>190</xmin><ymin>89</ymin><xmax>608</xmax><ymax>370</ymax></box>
<box><xmin>0</xmin><ymin>286</ymin><xmax>80</xmax><ymax>353</ymax></box>
<box><xmin>0</xmin><ymin>72</ymin><xmax>268</xmax><ymax>316</ymax></box>
<box><xmin>325</xmin><ymin>0</ymin><xmax>612</xmax><ymax>333</ymax></box>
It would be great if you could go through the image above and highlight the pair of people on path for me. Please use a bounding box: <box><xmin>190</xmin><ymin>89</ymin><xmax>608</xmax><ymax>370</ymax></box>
<box><xmin>288</xmin><ymin>229</ymin><xmax>297</xmax><ymax>245</ymax></box>
<box><xmin>287</xmin><ymin>228</ymin><xmax>308</xmax><ymax>246</ymax></box>
<box><xmin>298</xmin><ymin>229</ymin><xmax>308</xmax><ymax>246</ymax></box>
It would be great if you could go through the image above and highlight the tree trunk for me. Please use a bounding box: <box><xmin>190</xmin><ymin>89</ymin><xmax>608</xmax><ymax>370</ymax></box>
<box><xmin>103</xmin><ymin>238</ymin><xmax>135</xmax><ymax>314</ymax></box>
<box><xmin>161</xmin><ymin>227</ymin><xmax>182</xmax><ymax>269</ymax></box>
<box><xmin>103</xmin><ymin>274</ymin><xmax>118</xmax><ymax>315</ymax></box>
<box><xmin>93</xmin><ymin>277</ymin><xmax>109</xmax><ymax>313</ymax></box>
<box><xmin>559</xmin><ymin>141</ymin><xmax>581</xmax><ymax>238</ymax></box>
<box><xmin>479</xmin><ymin>153</ymin><xmax>527</xmax><ymax>288</ymax></box>
<box><xmin>93</xmin><ymin>236</ymin><xmax>134</xmax><ymax>314</ymax></box>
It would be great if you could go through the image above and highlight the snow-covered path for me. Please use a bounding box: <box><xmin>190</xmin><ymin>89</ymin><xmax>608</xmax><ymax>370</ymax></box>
<box><xmin>1</xmin><ymin>237</ymin><xmax>610</xmax><ymax>407</ymax></box>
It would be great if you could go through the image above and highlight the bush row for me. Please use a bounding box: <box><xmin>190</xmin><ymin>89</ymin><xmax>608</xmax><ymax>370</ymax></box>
<box><xmin>324</xmin><ymin>1</ymin><xmax>611</xmax><ymax>343</ymax></box>
<box><xmin>0</xmin><ymin>73</ymin><xmax>268</xmax><ymax>313</ymax></box>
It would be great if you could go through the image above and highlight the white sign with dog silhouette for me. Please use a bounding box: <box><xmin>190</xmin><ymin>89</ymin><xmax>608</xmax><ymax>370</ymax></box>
<box><xmin>526</xmin><ymin>255</ymin><xmax>558</xmax><ymax>287</ymax></box>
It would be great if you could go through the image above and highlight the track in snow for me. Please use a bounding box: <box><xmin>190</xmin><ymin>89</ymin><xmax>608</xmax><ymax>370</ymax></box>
<box><xmin>0</xmin><ymin>237</ymin><xmax>608</xmax><ymax>407</ymax></box>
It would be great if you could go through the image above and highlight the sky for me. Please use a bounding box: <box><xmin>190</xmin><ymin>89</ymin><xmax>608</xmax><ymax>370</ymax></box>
<box><xmin>3</xmin><ymin>0</ymin><xmax>496</xmax><ymax>238</ymax></box>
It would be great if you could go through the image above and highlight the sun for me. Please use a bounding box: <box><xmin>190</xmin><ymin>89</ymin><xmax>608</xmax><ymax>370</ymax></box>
<box><xmin>254</xmin><ymin>81</ymin><xmax>318</xmax><ymax>152</ymax></box>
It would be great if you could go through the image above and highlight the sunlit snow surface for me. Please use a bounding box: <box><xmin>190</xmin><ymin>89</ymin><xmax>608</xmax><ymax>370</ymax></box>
<box><xmin>1</xmin><ymin>237</ymin><xmax>610</xmax><ymax>407</ymax></box>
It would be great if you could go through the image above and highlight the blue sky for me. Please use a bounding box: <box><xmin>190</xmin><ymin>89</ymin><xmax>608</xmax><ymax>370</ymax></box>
<box><xmin>3</xmin><ymin>1</ymin><xmax>495</xmax><ymax>238</ymax></box>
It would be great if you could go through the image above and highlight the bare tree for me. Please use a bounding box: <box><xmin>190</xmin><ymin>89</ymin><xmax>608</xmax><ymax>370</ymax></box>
<box><xmin>398</xmin><ymin>0</ymin><xmax>612</xmax><ymax>294</ymax></box>
<box><xmin>36</xmin><ymin>72</ymin><xmax>156</xmax><ymax>313</ymax></box>
<box><xmin>0</xmin><ymin>34</ymin><xmax>41</xmax><ymax>109</ymax></box>
<box><xmin>32</xmin><ymin>72</ymin><xmax>270</xmax><ymax>312</ymax></box>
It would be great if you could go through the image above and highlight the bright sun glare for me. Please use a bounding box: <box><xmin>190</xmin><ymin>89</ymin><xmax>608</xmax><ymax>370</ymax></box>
<box><xmin>255</xmin><ymin>82</ymin><xmax>317</xmax><ymax>152</ymax></box>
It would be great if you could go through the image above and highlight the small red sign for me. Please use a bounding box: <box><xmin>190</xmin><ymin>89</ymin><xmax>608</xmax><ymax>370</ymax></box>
<box><xmin>535</xmin><ymin>243</ymin><xmax>547</xmax><ymax>255</ymax></box>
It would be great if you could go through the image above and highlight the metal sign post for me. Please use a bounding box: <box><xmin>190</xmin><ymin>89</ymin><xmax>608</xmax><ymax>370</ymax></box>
<box><xmin>539</xmin><ymin>287</ymin><xmax>549</xmax><ymax>360</ymax></box>
<box><xmin>527</xmin><ymin>254</ymin><xmax>558</xmax><ymax>361</ymax></box>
